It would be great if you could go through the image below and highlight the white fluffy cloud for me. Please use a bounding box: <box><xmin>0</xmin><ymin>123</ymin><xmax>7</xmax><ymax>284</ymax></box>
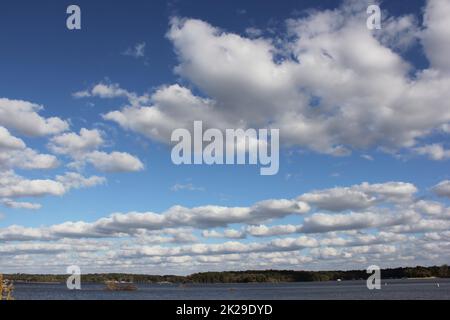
<box><xmin>0</xmin><ymin>126</ymin><xmax>59</xmax><ymax>170</ymax></box>
<box><xmin>82</xmin><ymin>151</ymin><xmax>144</xmax><ymax>173</ymax></box>
<box><xmin>0</xmin><ymin>225</ymin><xmax>51</xmax><ymax>241</ymax></box>
<box><xmin>202</xmin><ymin>229</ymin><xmax>245</xmax><ymax>239</ymax></box>
<box><xmin>74</xmin><ymin>82</ymin><xmax>150</xmax><ymax>106</ymax></box>
<box><xmin>245</xmin><ymin>224</ymin><xmax>300</xmax><ymax>237</ymax></box>
<box><xmin>49</xmin><ymin>128</ymin><xmax>104</xmax><ymax>156</ymax></box>
<box><xmin>421</xmin><ymin>0</ymin><xmax>450</xmax><ymax>72</ymax></box>
<box><xmin>0</xmin><ymin>98</ymin><xmax>68</xmax><ymax>136</ymax></box>
<box><xmin>55</xmin><ymin>172</ymin><xmax>106</xmax><ymax>190</ymax></box>
<box><xmin>103</xmin><ymin>84</ymin><xmax>222</xmax><ymax>143</ymax></box>
<box><xmin>412</xmin><ymin>200</ymin><xmax>449</xmax><ymax>218</ymax></box>
<box><xmin>433</xmin><ymin>180</ymin><xmax>450</xmax><ymax>198</ymax></box>
<box><xmin>0</xmin><ymin>170</ymin><xmax>65</xmax><ymax>198</ymax></box>
<box><xmin>0</xmin><ymin>170</ymin><xmax>104</xmax><ymax>199</ymax></box>
<box><xmin>49</xmin><ymin>128</ymin><xmax>144</xmax><ymax>173</ymax></box>
<box><xmin>0</xmin><ymin>126</ymin><xmax>25</xmax><ymax>149</ymax></box>
<box><xmin>299</xmin><ymin>188</ymin><xmax>375</xmax><ymax>212</ymax></box>
<box><xmin>414</xmin><ymin>144</ymin><xmax>450</xmax><ymax>160</ymax></box>
<box><xmin>1</xmin><ymin>179</ymin><xmax>450</xmax><ymax>273</ymax></box>
<box><xmin>125</xmin><ymin>236</ymin><xmax>318</xmax><ymax>258</ymax></box>
<box><xmin>0</xmin><ymin>148</ymin><xmax>59</xmax><ymax>170</ymax></box>
<box><xmin>300</xmin><ymin>210</ymin><xmax>418</xmax><ymax>233</ymax></box>
<box><xmin>298</xmin><ymin>181</ymin><xmax>416</xmax><ymax>211</ymax></box>
<box><xmin>98</xmin><ymin>1</ymin><xmax>450</xmax><ymax>157</ymax></box>
<box><xmin>0</xmin><ymin>198</ymin><xmax>308</xmax><ymax>241</ymax></box>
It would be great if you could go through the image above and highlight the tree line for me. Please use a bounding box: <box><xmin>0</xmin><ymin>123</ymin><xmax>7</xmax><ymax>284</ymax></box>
<box><xmin>4</xmin><ymin>265</ymin><xmax>449</xmax><ymax>284</ymax></box>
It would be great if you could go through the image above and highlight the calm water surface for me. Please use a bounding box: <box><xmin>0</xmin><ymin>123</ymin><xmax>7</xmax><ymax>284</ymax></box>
<box><xmin>13</xmin><ymin>279</ymin><xmax>450</xmax><ymax>300</ymax></box>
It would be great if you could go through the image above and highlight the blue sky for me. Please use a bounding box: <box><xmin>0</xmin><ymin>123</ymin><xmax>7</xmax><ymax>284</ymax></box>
<box><xmin>0</xmin><ymin>0</ymin><xmax>450</xmax><ymax>274</ymax></box>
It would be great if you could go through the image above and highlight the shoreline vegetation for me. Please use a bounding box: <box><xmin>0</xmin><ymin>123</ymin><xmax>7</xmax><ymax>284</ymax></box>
<box><xmin>3</xmin><ymin>265</ymin><xmax>449</xmax><ymax>284</ymax></box>
<box><xmin>0</xmin><ymin>274</ymin><xmax>14</xmax><ymax>300</ymax></box>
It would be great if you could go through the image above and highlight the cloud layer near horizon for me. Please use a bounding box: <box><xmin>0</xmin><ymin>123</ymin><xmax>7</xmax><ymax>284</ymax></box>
<box><xmin>1</xmin><ymin>180</ymin><xmax>450</xmax><ymax>274</ymax></box>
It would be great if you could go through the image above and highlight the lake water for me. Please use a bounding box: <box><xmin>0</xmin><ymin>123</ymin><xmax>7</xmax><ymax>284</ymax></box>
<box><xmin>12</xmin><ymin>278</ymin><xmax>450</xmax><ymax>300</ymax></box>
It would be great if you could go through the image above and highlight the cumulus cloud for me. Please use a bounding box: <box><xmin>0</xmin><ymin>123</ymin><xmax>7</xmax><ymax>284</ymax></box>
<box><xmin>421</xmin><ymin>0</ymin><xmax>450</xmax><ymax>72</ymax></box>
<box><xmin>99</xmin><ymin>1</ymin><xmax>450</xmax><ymax>157</ymax></box>
<box><xmin>81</xmin><ymin>151</ymin><xmax>144</xmax><ymax>173</ymax></box>
<box><xmin>103</xmin><ymin>84</ymin><xmax>223</xmax><ymax>143</ymax></box>
<box><xmin>49</xmin><ymin>128</ymin><xmax>104</xmax><ymax>156</ymax></box>
<box><xmin>202</xmin><ymin>229</ymin><xmax>245</xmax><ymax>239</ymax></box>
<box><xmin>0</xmin><ymin>170</ymin><xmax>66</xmax><ymax>198</ymax></box>
<box><xmin>0</xmin><ymin>225</ymin><xmax>52</xmax><ymax>242</ymax></box>
<box><xmin>73</xmin><ymin>82</ymin><xmax>150</xmax><ymax>106</ymax></box>
<box><xmin>298</xmin><ymin>181</ymin><xmax>417</xmax><ymax>211</ymax></box>
<box><xmin>377</xmin><ymin>14</ymin><xmax>419</xmax><ymax>50</ymax></box>
<box><xmin>56</xmin><ymin>172</ymin><xmax>106</xmax><ymax>190</ymax></box>
<box><xmin>0</xmin><ymin>242</ymin><xmax>69</xmax><ymax>255</ymax></box>
<box><xmin>299</xmin><ymin>188</ymin><xmax>375</xmax><ymax>212</ymax></box>
<box><xmin>49</xmin><ymin>128</ymin><xmax>144</xmax><ymax>173</ymax></box>
<box><xmin>300</xmin><ymin>210</ymin><xmax>418</xmax><ymax>233</ymax></box>
<box><xmin>124</xmin><ymin>236</ymin><xmax>318</xmax><ymax>258</ymax></box>
<box><xmin>0</xmin><ymin>178</ymin><xmax>439</xmax><ymax>256</ymax></box>
<box><xmin>73</xmin><ymin>83</ymin><xmax>129</xmax><ymax>100</ymax></box>
<box><xmin>92</xmin><ymin>199</ymin><xmax>307</xmax><ymax>235</ymax></box>
<box><xmin>0</xmin><ymin>98</ymin><xmax>68</xmax><ymax>136</ymax></box>
<box><xmin>0</xmin><ymin>170</ymin><xmax>104</xmax><ymax>199</ymax></box>
<box><xmin>0</xmin><ymin>126</ymin><xmax>59</xmax><ymax>170</ymax></box>
<box><xmin>2</xmin><ymin>187</ymin><xmax>450</xmax><ymax>273</ymax></box>
<box><xmin>0</xmin><ymin>197</ymin><xmax>308</xmax><ymax>242</ymax></box>
<box><xmin>357</xmin><ymin>181</ymin><xmax>418</xmax><ymax>202</ymax></box>
<box><xmin>433</xmin><ymin>180</ymin><xmax>450</xmax><ymax>198</ymax></box>
<box><xmin>386</xmin><ymin>218</ymin><xmax>450</xmax><ymax>234</ymax></box>
<box><xmin>245</xmin><ymin>224</ymin><xmax>300</xmax><ymax>237</ymax></box>
<box><xmin>414</xmin><ymin>144</ymin><xmax>450</xmax><ymax>160</ymax></box>
<box><xmin>0</xmin><ymin>126</ymin><xmax>25</xmax><ymax>150</ymax></box>
<box><xmin>0</xmin><ymin>148</ymin><xmax>59</xmax><ymax>170</ymax></box>
<box><xmin>412</xmin><ymin>200</ymin><xmax>447</xmax><ymax>216</ymax></box>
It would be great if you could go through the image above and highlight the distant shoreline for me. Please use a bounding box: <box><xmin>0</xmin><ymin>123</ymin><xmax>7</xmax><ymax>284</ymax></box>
<box><xmin>4</xmin><ymin>264</ymin><xmax>449</xmax><ymax>284</ymax></box>
<box><xmin>11</xmin><ymin>278</ymin><xmax>445</xmax><ymax>286</ymax></box>
<box><xmin>13</xmin><ymin>281</ymin><xmax>62</xmax><ymax>284</ymax></box>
